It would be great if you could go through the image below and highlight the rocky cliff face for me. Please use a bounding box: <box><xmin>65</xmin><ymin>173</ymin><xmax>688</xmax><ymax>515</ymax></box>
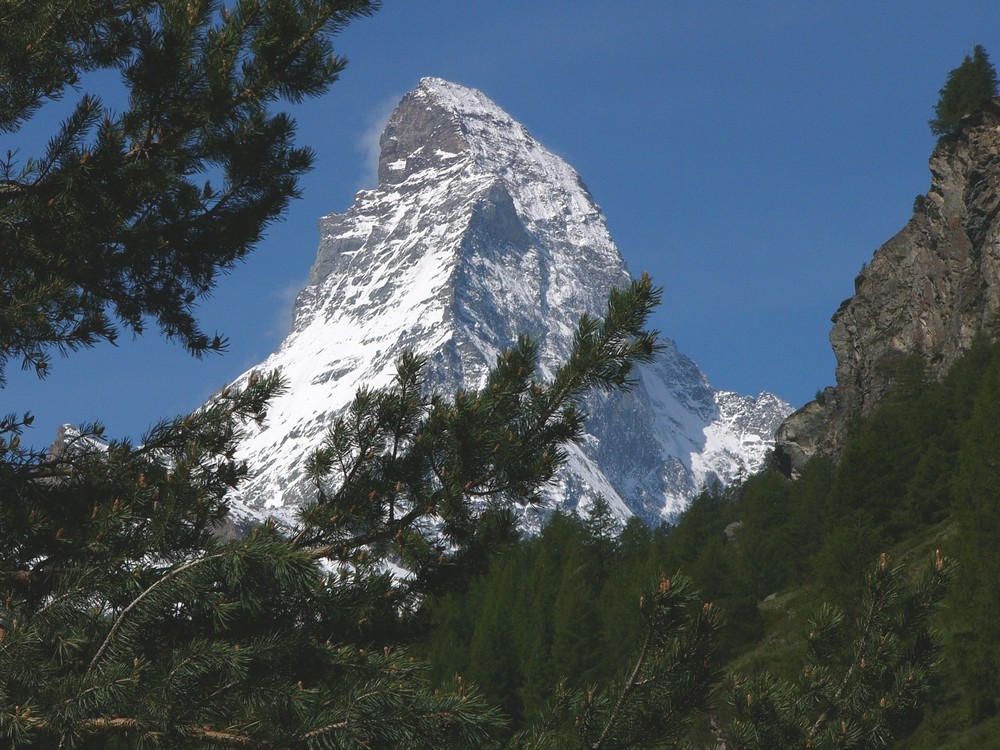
<box><xmin>226</xmin><ymin>78</ymin><xmax>792</xmax><ymax>526</ymax></box>
<box><xmin>777</xmin><ymin>101</ymin><xmax>1000</xmax><ymax>473</ymax></box>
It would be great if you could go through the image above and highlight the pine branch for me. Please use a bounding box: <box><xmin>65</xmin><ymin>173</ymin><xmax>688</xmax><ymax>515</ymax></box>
<box><xmin>721</xmin><ymin>551</ymin><xmax>953</xmax><ymax>750</ymax></box>
<box><xmin>803</xmin><ymin>556</ymin><xmax>895</xmax><ymax>744</ymax></box>
<box><xmin>82</xmin><ymin>551</ymin><xmax>226</xmax><ymax>680</ymax></box>
<box><xmin>591</xmin><ymin>624</ymin><xmax>653</xmax><ymax>750</ymax></box>
<box><xmin>25</xmin><ymin>715</ymin><xmax>259</xmax><ymax>748</ymax></box>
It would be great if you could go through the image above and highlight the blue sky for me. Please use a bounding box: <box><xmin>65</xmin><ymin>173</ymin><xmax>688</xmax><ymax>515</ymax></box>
<box><xmin>6</xmin><ymin>1</ymin><xmax>1000</xmax><ymax>446</ymax></box>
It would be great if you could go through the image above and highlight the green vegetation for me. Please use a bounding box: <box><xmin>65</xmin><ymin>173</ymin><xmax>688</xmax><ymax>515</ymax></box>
<box><xmin>2</xmin><ymin>267</ymin><xmax>669</xmax><ymax>745</ymax></box>
<box><xmin>419</xmin><ymin>336</ymin><xmax>1000</xmax><ymax>747</ymax></box>
<box><xmin>929</xmin><ymin>44</ymin><xmax>998</xmax><ymax>136</ymax></box>
<box><xmin>1</xmin><ymin>4</ymin><xmax>990</xmax><ymax>748</ymax></box>
<box><xmin>0</xmin><ymin>0</ymin><xmax>379</xmax><ymax>382</ymax></box>
<box><xmin>420</xmin><ymin>502</ymin><xmax>952</xmax><ymax>749</ymax></box>
<box><xmin>686</xmin><ymin>337</ymin><xmax>1000</xmax><ymax>747</ymax></box>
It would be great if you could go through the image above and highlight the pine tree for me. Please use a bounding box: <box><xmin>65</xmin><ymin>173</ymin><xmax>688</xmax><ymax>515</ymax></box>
<box><xmin>2</xmin><ymin>1</ymin><xmax>661</xmax><ymax>745</ymax></box>
<box><xmin>929</xmin><ymin>44</ymin><xmax>999</xmax><ymax>136</ymax></box>
<box><xmin>0</xmin><ymin>0</ymin><xmax>379</xmax><ymax>383</ymax></box>
<box><xmin>951</xmin><ymin>352</ymin><xmax>1000</xmax><ymax>720</ymax></box>
<box><xmin>510</xmin><ymin>572</ymin><xmax>722</xmax><ymax>750</ymax></box>
<box><xmin>718</xmin><ymin>552</ymin><xmax>953</xmax><ymax>750</ymax></box>
<box><xmin>506</xmin><ymin>552</ymin><xmax>950</xmax><ymax>750</ymax></box>
<box><xmin>1</xmin><ymin>274</ymin><xmax>664</xmax><ymax>747</ymax></box>
<box><xmin>1</xmin><ymin>4</ymin><xmax>959</xmax><ymax>747</ymax></box>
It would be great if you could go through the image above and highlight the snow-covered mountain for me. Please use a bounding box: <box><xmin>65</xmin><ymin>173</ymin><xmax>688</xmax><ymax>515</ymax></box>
<box><xmin>227</xmin><ymin>78</ymin><xmax>791</xmax><ymax>526</ymax></box>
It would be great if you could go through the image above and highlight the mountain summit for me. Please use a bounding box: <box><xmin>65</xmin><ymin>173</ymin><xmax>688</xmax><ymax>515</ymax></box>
<box><xmin>228</xmin><ymin>78</ymin><xmax>791</xmax><ymax>526</ymax></box>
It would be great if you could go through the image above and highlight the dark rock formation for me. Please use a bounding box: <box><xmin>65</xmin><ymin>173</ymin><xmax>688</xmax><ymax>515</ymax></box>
<box><xmin>777</xmin><ymin>100</ymin><xmax>1000</xmax><ymax>474</ymax></box>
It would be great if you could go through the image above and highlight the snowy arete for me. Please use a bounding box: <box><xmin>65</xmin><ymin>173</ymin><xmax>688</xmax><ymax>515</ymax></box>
<box><xmin>226</xmin><ymin>78</ymin><xmax>792</xmax><ymax>527</ymax></box>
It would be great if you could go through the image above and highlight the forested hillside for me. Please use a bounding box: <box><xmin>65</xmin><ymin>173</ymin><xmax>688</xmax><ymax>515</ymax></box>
<box><xmin>418</xmin><ymin>337</ymin><xmax>1000</xmax><ymax>748</ymax></box>
<box><xmin>5</xmin><ymin>6</ymin><xmax>997</xmax><ymax>747</ymax></box>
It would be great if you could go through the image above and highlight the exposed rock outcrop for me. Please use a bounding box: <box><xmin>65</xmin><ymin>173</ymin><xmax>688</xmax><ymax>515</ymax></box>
<box><xmin>777</xmin><ymin>100</ymin><xmax>1000</xmax><ymax>474</ymax></box>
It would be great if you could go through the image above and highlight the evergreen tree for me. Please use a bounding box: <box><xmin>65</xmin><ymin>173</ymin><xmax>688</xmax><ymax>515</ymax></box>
<box><xmin>929</xmin><ymin>44</ymin><xmax>999</xmax><ymax>136</ymax></box>
<box><xmin>719</xmin><ymin>552</ymin><xmax>953</xmax><ymax>750</ymax></box>
<box><xmin>1</xmin><ymin>0</ymin><xmax>379</xmax><ymax>383</ymax></box>
<box><xmin>951</xmin><ymin>352</ymin><xmax>1000</xmax><ymax>721</ymax></box>
<box><xmin>1</xmin><ymin>2</ymin><xmax>670</xmax><ymax>745</ymax></box>
<box><xmin>1</xmin><ymin>275</ymin><xmax>664</xmax><ymax>747</ymax></box>
<box><xmin>1</xmin><ymin>3</ymin><xmax>960</xmax><ymax>747</ymax></box>
<box><xmin>582</xmin><ymin>494</ymin><xmax>620</xmax><ymax>574</ymax></box>
<box><xmin>511</xmin><ymin>572</ymin><xmax>722</xmax><ymax>750</ymax></box>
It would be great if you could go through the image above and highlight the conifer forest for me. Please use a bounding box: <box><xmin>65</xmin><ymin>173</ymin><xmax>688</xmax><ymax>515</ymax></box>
<box><xmin>3</xmin><ymin>2</ymin><xmax>1000</xmax><ymax>748</ymax></box>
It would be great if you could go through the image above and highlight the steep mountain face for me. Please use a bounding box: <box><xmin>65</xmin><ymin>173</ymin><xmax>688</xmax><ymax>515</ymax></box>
<box><xmin>777</xmin><ymin>101</ymin><xmax>1000</xmax><ymax>473</ymax></box>
<box><xmin>228</xmin><ymin>78</ymin><xmax>791</xmax><ymax>526</ymax></box>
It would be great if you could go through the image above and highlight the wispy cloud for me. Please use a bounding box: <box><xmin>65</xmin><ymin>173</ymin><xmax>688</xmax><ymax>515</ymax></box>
<box><xmin>268</xmin><ymin>277</ymin><xmax>308</xmax><ymax>341</ymax></box>
<box><xmin>357</xmin><ymin>92</ymin><xmax>404</xmax><ymax>189</ymax></box>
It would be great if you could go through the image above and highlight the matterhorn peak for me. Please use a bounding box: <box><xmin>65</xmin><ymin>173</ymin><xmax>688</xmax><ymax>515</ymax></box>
<box><xmin>376</xmin><ymin>78</ymin><xmax>586</xmax><ymax>200</ymax></box>
<box><xmin>227</xmin><ymin>79</ymin><xmax>791</xmax><ymax>527</ymax></box>
<box><xmin>375</xmin><ymin>77</ymin><xmax>522</xmax><ymax>185</ymax></box>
